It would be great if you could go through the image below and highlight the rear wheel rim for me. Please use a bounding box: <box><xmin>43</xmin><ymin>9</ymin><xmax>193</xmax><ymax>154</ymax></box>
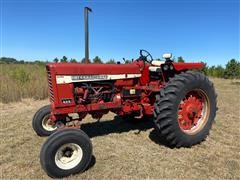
<box><xmin>178</xmin><ymin>89</ymin><xmax>210</xmax><ymax>135</ymax></box>
<box><xmin>55</xmin><ymin>143</ymin><xmax>83</xmax><ymax>170</ymax></box>
<box><xmin>42</xmin><ymin>115</ymin><xmax>57</xmax><ymax>131</ymax></box>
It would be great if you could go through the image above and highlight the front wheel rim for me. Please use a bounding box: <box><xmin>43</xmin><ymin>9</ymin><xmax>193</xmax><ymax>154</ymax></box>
<box><xmin>178</xmin><ymin>89</ymin><xmax>210</xmax><ymax>135</ymax></box>
<box><xmin>41</xmin><ymin>115</ymin><xmax>57</xmax><ymax>131</ymax></box>
<box><xmin>55</xmin><ymin>143</ymin><xmax>83</xmax><ymax>170</ymax></box>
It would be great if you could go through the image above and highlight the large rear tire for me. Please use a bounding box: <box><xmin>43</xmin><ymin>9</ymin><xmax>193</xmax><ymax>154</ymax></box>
<box><xmin>40</xmin><ymin>128</ymin><xmax>92</xmax><ymax>178</ymax></box>
<box><xmin>32</xmin><ymin>105</ymin><xmax>57</xmax><ymax>136</ymax></box>
<box><xmin>154</xmin><ymin>71</ymin><xmax>217</xmax><ymax>147</ymax></box>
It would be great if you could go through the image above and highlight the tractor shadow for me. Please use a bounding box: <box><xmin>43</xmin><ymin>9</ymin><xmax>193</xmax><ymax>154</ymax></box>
<box><xmin>81</xmin><ymin>115</ymin><xmax>170</xmax><ymax>147</ymax></box>
<box><xmin>86</xmin><ymin>155</ymin><xmax>96</xmax><ymax>171</ymax></box>
<box><xmin>81</xmin><ymin>116</ymin><xmax>171</xmax><ymax>170</ymax></box>
<box><xmin>81</xmin><ymin>115</ymin><xmax>154</xmax><ymax>138</ymax></box>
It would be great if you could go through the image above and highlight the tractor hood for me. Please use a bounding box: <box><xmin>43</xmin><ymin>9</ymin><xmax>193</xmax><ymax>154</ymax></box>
<box><xmin>47</xmin><ymin>63</ymin><xmax>141</xmax><ymax>75</ymax></box>
<box><xmin>46</xmin><ymin>63</ymin><xmax>142</xmax><ymax>84</ymax></box>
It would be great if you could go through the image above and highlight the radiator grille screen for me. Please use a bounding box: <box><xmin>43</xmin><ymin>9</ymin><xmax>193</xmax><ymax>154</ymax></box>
<box><xmin>47</xmin><ymin>69</ymin><xmax>54</xmax><ymax>102</ymax></box>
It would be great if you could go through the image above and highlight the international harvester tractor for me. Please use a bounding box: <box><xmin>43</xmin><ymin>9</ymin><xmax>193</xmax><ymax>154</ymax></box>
<box><xmin>32</xmin><ymin>7</ymin><xmax>217</xmax><ymax>178</ymax></box>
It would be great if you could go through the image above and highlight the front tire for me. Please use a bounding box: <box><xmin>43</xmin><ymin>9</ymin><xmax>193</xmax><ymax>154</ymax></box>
<box><xmin>154</xmin><ymin>71</ymin><xmax>217</xmax><ymax>147</ymax></box>
<box><xmin>32</xmin><ymin>105</ymin><xmax>57</xmax><ymax>136</ymax></box>
<box><xmin>40</xmin><ymin>128</ymin><xmax>92</xmax><ymax>178</ymax></box>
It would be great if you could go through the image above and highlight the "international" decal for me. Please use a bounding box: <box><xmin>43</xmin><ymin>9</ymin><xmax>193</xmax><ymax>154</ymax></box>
<box><xmin>71</xmin><ymin>75</ymin><xmax>108</xmax><ymax>80</ymax></box>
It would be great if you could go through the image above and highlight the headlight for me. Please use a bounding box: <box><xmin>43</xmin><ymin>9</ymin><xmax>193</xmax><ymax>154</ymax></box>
<box><xmin>62</xmin><ymin>99</ymin><xmax>72</xmax><ymax>104</ymax></box>
<box><xmin>163</xmin><ymin>65</ymin><xmax>169</xmax><ymax>71</ymax></box>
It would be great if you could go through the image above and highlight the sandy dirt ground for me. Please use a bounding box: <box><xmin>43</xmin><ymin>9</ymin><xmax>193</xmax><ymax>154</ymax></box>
<box><xmin>0</xmin><ymin>78</ymin><xmax>240</xmax><ymax>179</ymax></box>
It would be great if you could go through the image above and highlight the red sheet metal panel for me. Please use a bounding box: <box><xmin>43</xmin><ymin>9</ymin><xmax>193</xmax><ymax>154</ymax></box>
<box><xmin>47</xmin><ymin>63</ymin><xmax>141</xmax><ymax>75</ymax></box>
<box><xmin>172</xmin><ymin>62</ymin><xmax>204</xmax><ymax>71</ymax></box>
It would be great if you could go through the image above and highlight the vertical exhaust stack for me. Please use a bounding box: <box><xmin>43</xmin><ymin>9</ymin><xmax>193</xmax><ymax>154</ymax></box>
<box><xmin>84</xmin><ymin>7</ymin><xmax>92</xmax><ymax>63</ymax></box>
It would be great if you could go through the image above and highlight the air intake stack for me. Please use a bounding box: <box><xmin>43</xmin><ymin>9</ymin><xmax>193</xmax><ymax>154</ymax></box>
<box><xmin>84</xmin><ymin>7</ymin><xmax>92</xmax><ymax>63</ymax></box>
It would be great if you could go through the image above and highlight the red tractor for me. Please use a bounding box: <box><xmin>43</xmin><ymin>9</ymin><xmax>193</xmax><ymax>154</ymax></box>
<box><xmin>32</xmin><ymin>7</ymin><xmax>217</xmax><ymax>178</ymax></box>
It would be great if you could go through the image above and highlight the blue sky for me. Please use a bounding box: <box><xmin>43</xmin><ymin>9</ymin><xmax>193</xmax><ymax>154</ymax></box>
<box><xmin>1</xmin><ymin>0</ymin><xmax>239</xmax><ymax>66</ymax></box>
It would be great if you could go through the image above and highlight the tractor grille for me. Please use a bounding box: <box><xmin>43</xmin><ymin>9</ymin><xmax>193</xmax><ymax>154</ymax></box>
<box><xmin>47</xmin><ymin>69</ymin><xmax>54</xmax><ymax>102</ymax></box>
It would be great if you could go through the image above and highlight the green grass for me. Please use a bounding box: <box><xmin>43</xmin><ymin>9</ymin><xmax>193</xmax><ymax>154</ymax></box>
<box><xmin>0</xmin><ymin>64</ymin><xmax>48</xmax><ymax>103</ymax></box>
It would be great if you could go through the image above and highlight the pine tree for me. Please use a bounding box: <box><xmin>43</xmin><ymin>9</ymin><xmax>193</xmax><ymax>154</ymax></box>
<box><xmin>53</xmin><ymin>57</ymin><xmax>59</xmax><ymax>63</ymax></box>
<box><xmin>70</xmin><ymin>58</ymin><xmax>77</xmax><ymax>63</ymax></box>
<box><xmin>177</xmin><ymin>56</ymin><xmax>185</xmax><ymax>62</ymax></box>
<box><xmin>224</xmin><ymin>59</ymin><xmax>240</xmax><ymax>79</ymax></box>
<box><xmin>93</xmin><ymin>56</ymin><xmax>103</xmax><ymax>64</ymax></box>
<box><xmin>60</xmin><ymin>56</ymin><xmax>68</xmax><ymax>63</ymax></box>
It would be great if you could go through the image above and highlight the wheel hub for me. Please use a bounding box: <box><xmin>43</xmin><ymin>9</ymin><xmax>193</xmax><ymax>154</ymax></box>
<box><xmin>63</xmin><ymin>147</ymin><xmax>73</xmax><ymax>157</ymax></box>
<box><xmin>55</xmin><ymin>143</ymin><xmax>83</xmax><ymax>170</ymax></box>
<box><xmin>42</xmin><ymin>115</ymin><xmax>57</xmax><ymax>131</ymax></box>
<box><xmin>178</xmin><ymin>96</ymin><xmax>203</xmax><ymax>130</ymax></box>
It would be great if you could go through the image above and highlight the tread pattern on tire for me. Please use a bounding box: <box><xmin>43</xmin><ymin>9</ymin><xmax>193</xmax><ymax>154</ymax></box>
<box><xmin>154</xmin><ymin>71</ymin><xmax>217</xmax><ymax>148</ymax></box>
<box><xmin>40</xmin><ymin>128</ymin><xmax>92</xmax><ymax>178</ymax></box>
<box><xmin>32</xmin><ymin>105</ymin><xmax>54</xmax><ymax>136</ymax></box>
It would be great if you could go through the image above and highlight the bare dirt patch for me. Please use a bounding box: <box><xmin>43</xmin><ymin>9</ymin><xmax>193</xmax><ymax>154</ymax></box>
<box><xmin>1</xmin><ymin>78</ymin><xmax>240</xmax><ymax>179</ymax></box>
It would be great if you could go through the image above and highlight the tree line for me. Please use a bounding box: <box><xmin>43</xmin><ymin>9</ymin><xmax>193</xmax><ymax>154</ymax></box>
<box><xmin>176</xmin><ymin>56</ymin><xmax>240</xmax><ymax>79</ymax></box>
<box><xmin>52</xmin><ymin>56</ymin><xmax>116</xmax><ymax>64</ymax></box>
<box><xmin>1</xmin><ymin>56</ymin><xmax>239</xmax><ymax>79</ymax></box>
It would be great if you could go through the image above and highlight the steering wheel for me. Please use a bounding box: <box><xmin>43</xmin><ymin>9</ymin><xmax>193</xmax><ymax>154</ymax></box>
<box><xmin>140</xmin><ymin>49</ymin><xmax>153</xmax><ymax>64</ymax></box>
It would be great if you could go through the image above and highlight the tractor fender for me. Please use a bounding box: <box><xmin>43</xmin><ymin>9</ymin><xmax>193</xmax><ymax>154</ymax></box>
<box><xmin>171</xmin><ymin>62</ymin><xmax>204</xmax><ymax>71</ymax></box>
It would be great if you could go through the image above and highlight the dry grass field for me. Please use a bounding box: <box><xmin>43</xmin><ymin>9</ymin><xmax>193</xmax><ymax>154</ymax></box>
<box><xmin>0</xmin><ymin>78</ymin><xmax>240</xmax><ymax>179</ymax></box>
<box><xmin>0</xmin><ymin>64</ymin><xmax>48</xmax><ymax>103</ymax></box>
